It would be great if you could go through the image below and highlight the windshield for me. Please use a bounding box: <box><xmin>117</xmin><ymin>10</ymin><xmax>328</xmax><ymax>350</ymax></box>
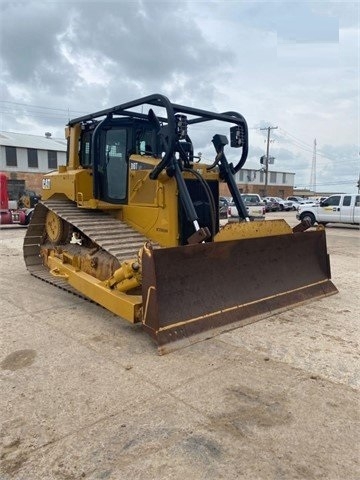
<box><xmin>241</xmin><ymin>194</ymin><xmax>259</xmax><ymax>203</ymax></box>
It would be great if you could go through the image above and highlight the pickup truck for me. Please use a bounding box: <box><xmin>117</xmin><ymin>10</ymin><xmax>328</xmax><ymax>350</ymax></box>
<box><xmin>228</xmin><ymin>194</ymin><xmax>266</xmax><ymax>219</ymax></box>
<box><xmin>297</xmin><ymin>193</ymin><xmax>360</xmax><ymax>226</ymax></box>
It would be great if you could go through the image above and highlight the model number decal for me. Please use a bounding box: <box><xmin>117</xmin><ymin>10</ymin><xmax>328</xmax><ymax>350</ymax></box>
<box><xmin>130</xmin><ymin>161</ymin><xmax>151</xmax><ymax>170</ymax></box>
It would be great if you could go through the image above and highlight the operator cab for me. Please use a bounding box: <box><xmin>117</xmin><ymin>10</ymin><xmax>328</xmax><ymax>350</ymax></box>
<box><xmin>79</xmin><ymin>118</ymin><xmax>161</xmax><ymax>204</ymax></box>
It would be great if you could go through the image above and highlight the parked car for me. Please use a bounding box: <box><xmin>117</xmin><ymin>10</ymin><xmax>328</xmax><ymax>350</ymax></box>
<box><xmin>286</xmin><ymin>196</ymin><xmax>308</xmax><ymax>210</ymax></box>
<box><xmin>228</xmin><ymin>194</ymin><xmax>265</xmax><ymax>219</ymax></box>
<box><xmin>287</xmin><ymin>196</ymin><xmax>304</xmax><ymax>203</ymax></box>
<box><xmin>263</xmin><ymin>197</ymin><xmax>292</xmax><ymax>211</ymax></box>
<box><xmin>219</xmin><ymin>196</ymin><xmax>229</xmax><ymax>219</ymax></box>
<box><xmin>274</xmin><ymin>197</ymin><xmax>294</xmax><ymax>211</ymax></box>
<box><xmin>262</xmin><ymin>199</ymin><xmax>271</xmax><ymax>212</ymax></box>
<box><xmin>263</xmin><ymin>197</ymin><xmax>280</xmax><ymax>212</ymax></box>
<box><xmin>219</xmin><ymin>196</ymin><xmax>231</xmax><ymax>206</ymax></box>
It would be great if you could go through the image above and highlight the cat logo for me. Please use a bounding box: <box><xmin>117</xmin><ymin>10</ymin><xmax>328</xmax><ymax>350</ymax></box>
<box><xmin>42</xmin><ymin>178</ymin><xmax>51</xmax><ymax>189</ymax></box>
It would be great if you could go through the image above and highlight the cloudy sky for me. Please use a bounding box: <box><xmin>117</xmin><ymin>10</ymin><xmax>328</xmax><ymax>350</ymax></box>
<box><xmin>0</xmin><ymin>0</ymin><xmax>358</xmax><ymax>193</ymax></box>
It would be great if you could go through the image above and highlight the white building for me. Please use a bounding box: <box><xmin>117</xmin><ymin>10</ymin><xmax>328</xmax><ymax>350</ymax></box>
<box><xmin>231</xmin><ymin>167</ymin><xmax>295</xmax><ymax>198</ymax></box>
<box><xmin>0</xmin><ymin>131</ymin><xmax>67</xmax><ymax>193</ymax></box>
<box><xmin>0</xmin><ymin>131</ymin><xmax>67</xmax><ymax>173</ymax></box>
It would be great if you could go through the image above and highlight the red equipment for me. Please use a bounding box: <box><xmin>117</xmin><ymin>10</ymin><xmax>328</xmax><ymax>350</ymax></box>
<box><xmin>0</xmin><ymin>173</ymin><xmax>27</xmax><ymax>225</ymax></box>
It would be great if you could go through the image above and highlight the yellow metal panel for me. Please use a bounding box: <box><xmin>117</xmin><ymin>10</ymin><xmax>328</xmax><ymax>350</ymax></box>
<box><xmin>42</xmin><ymin>168</ymin><xmax>94</xmax><ymax>204</ymax></box>
<box><xmin>215</xmin><ymin>219</ymin><xmax>292</xmax><ymax>242</ymax></box>
<box><xmin>123</xmin><ymin>174</ymin><xmax>180</xmax><ymax>247</ymax></box>
<box><xmin>67</xmin><ymin>124</ymin><xmax>81</xmax><ymax>169</ymax></box>
<box><xmin>75</xmin><ymin>169</ymin><xmax>94</xmax><ymax>204</ymax></box>
<box><xmin>47</xmin><ymin>256</ymin><xmax>142</xmax><ymax>323</ymax></box>
<box><xmin>128</xmin><ymin>170</ymin><xmax>157</xmax><ymax>205</ymax></box>
<box><xmin>42</xmin><ymin>169</ymin><xmax>76</xmax><ymax>201</ymax></box>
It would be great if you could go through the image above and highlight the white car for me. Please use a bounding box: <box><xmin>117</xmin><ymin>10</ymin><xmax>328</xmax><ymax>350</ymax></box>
<box><xmin>286</xmin><ymin>196</ymin><xmax>316</xmax><ymax>211</ymax></box>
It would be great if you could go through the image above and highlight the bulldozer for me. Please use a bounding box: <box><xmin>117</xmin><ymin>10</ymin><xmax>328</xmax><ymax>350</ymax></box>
<box><xmin>23</xmin><ymin>94</ymin><xmax>337</xmax><ymax>353</ymax></box>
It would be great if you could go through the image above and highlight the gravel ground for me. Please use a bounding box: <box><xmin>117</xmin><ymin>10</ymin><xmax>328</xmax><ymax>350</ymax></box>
<box><xmin>0</xmin><ymin>213</ymin><xmax>359</xmax><ymax>480</ymax></box>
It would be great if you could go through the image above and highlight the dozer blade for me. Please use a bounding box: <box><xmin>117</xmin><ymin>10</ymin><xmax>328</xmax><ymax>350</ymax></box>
<box><xmin>141</xmin><ymin>229</ymin><xmax>338</xmax><ymax>353</ymax></box>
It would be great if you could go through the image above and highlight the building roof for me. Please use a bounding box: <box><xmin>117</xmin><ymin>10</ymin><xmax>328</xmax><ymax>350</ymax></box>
<box><xmin>242</xmin><ymin>167</ymin><xmax>295</xmax><ymax>176</ymax></box>
<box><xmin>293</xmin><ymin>189</ymin><xmax>341</xmax><ymax>197</ymax></box>
<box><xmin>0</xmin><ymin>131</ymin><xmax>67</xmax><ymax>152</ymax></box>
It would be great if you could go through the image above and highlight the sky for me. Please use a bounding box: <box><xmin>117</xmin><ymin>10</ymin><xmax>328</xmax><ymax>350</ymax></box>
<box><xmin>0</xmin><ymin>0</ymin><xmax>359</xmax><ymax>193</ymax></box>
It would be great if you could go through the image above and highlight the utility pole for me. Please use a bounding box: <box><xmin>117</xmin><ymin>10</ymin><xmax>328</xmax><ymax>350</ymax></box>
<box><xmin>260</xmin><ymin>126</ymin><xmax>278</xmax><ymax>196</ymax></box>
<box><xmin>310</xmin><ymin>138</ymin><xmax>317</xmax><ymax>194</ymax></box>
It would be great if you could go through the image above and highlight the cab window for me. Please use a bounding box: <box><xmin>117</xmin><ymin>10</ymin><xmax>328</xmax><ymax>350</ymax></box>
<box><xmin>325</xmin><ymin>195</ymin><xmax>341</xmax><ymax>206</ymax></box>
<box><xmin>135</xmin><ymin>126</ymin><xmax>159</xmax><ymax>156</ymax></box>
<box><xmin>80</xmin><ymin>131</ymin><xmax>92</xmax><ymax>167</ymax></box>
<box><xmin>105</xmin><ymin>128</ymin><xmax>127</xmax><ymax>200</ymax></box>
<box><xmin>343</xmin><ymin>196</ymin><xmax>351</xmax><ymax>207</ymax></box>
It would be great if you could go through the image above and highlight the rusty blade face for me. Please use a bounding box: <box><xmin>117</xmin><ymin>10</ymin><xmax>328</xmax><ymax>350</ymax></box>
<box><xmin>141</xmin><ymin>230</ymin><xmax>338</xmax><ymax>353</ymax></box>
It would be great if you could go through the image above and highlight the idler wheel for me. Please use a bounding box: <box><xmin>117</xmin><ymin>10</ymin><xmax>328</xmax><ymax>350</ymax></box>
<box><xmin>45</xmin><ymin>210</ymin><xmax>70</xmax><ymax>244</ymax></box>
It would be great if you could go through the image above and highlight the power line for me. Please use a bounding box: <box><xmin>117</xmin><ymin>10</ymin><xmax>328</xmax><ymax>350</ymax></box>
<box><xmin>278</xmin><ymin>128</ymin><xmax>342</xmax><ymax>160</ymax></box>
<box><xmin>276</xmin><ymin>127</ymin><xmax>351</xmax><ymax>163</ymax></box>
<box><xmin>296</xmin><ymin>180</ymin><xmax>356</xmax><ymax>187</ymax></box>
<box><xmin>0</xmin><ymin>100</ymin><xmax>87</xmax><ymax>115</ymax></box>
<box><xmin>277</xmin><ymin>132</ymin><xmax>314</xmax><ymax>154</ymax></box>
<box><xmin>258</xmin><ymin>127</ymin><xmax>319</xmax><ymax>157</ymax></box>
<box><xmin>0</xmin><ymin>110</ymin><xmax>70</xmax><ymax>120</ymax></box>
<box><xmin>277</xmin><ymin>127</ymin><xmax>314</xmax><ymax>150</ymax></box>
<box><xmin>1</xmin><ymin>99</ymin><xmax>358</xmax><ymax>166</ymax></box>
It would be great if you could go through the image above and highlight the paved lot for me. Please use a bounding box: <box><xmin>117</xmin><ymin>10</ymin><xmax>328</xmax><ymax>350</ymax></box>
<box><xmin>0</xmin><ymin>212</ymin><xmax>359</xmax><ymax>479</ymax></box>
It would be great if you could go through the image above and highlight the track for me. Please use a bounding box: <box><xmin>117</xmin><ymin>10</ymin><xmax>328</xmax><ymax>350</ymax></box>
<box><xmin>23</xmin><ymin>199</ymin><xmax>152</xmax><ymax>298</ymax></box>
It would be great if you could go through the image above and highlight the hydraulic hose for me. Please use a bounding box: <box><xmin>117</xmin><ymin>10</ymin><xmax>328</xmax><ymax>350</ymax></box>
<box><xmin>183</xmin><ymin>168</ymin><xmax>217</xmax><ymax>239</ymax></box>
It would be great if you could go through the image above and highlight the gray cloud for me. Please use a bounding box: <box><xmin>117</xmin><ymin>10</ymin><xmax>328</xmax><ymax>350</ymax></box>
<box><xmin>1</xmin><ymin>1</ymin><xmax>68</xmax><ymax>81</ymax></box>
<box><xmin>0</xmin><ymin>0</ymin><xmax>358</xmax><ymax>192</ymax></box>
<box><xmin>1</xmin><ymin>0</ymin><xmax>229</xmax><ymax>101</ymax></box>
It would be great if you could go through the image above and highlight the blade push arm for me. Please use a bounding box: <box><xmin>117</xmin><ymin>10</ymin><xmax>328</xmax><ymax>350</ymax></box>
<box><xmin>212</xmin><ymin>134</ymin><xmax>249</xmax><ymax>221</ymax></box>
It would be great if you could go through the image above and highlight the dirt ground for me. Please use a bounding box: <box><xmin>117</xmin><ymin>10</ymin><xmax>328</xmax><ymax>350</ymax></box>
<box><xmin>0</xmin><ymin>212</ymin><xmax>359</xmax><ymax>480</ymax></box>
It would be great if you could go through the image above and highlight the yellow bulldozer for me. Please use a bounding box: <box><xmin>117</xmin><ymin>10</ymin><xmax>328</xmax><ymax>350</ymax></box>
<box><xmin>23</xmin><ymin>94</ymin><xmax>337</xmax><ymax>353</ymax></box>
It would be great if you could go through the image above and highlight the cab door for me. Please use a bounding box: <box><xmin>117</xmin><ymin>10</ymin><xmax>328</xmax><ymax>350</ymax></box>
<box><xmin>340</xmin><ymin>195</ymin><xmax>353</xmax><ymax>223</ymax></box>
<box><xmin>354</xmin><ymin>196</ymin><xmax>360</xmax><ymax>223</ymax></box>
<box><xmin>102</xmin><ymin>128</ymin><xmax>128</xmax><ymax>202</ymax></box>
<box><xmin>93</xmin><ymin>124</ymin><xmax>128</xmax><ymax>204</ymax></box>
<box><xmin>319</xmin><ymin>195</ymin><xmax>341</xmax><ymax>222</ymax></box>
